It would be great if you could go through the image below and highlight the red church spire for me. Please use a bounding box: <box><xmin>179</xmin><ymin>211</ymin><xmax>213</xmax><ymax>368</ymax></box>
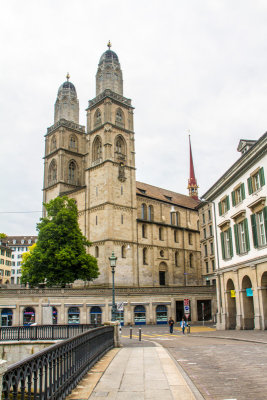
<box><xmin>187</xmin><ymin>135</ymin><xmax>199</xmax><ymax>199</ymax></box>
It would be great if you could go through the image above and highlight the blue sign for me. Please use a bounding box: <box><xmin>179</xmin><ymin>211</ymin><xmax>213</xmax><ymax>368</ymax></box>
<box><xmin>246</xmin><ymin>288</ymin><xmax>253</xmax><ymax>297</ymax></box>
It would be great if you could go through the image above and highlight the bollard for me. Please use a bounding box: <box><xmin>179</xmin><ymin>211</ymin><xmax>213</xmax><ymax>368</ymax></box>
<box><xmin>130</xmin><ymin>326</ymin><xmax>132</xmax><ymax>339</ymax></box>
<box><xmin>139</xmin><ymin>327</ymin><xmax>141</xmax><ymax>341</ymax></box>
<box><xmin>187</xmin><ymin>324</ymin><xmax>191</xmax><ymax>334</ymax></box>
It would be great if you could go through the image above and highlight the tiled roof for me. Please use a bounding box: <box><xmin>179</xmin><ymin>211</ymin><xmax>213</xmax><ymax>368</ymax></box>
<box><xmin>136</xmin><ymin>181</ymin><xmax>200</xmax><ymax>209</ymax></box>
<box><xmin>5</xmin><ymin>236</ymin><xmax>37</xmax><ymax>246</ymax></box>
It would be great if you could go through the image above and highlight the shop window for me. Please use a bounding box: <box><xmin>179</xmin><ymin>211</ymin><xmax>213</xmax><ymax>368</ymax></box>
<box><xmin>68</xmin><ymin>307</ymin><xmax>80</xmax><ymax>324</ymax></box>
<box><xmin>52</xmin><ymin>307</ymin><xmax>58</xmax><ymax>325</ymax></box>
<box><xmin>156</xmin><ymin>305</ymin><xmax>167</xmax><ymax>324</ymax></box>
<box><xmin>134</xmin><ymin>305</ymin><xmax>146</xmax><ymax>325</ymax></box>
<box><xmin>1</xmin><ymin>309</ymin><xmax>13</xmax><ymax>327</ymax></box>
<box><xmin>23</xmin><ymin>307</ymin><xmax>35</xmax><ymax>326</ymax></box>
<box><xmin>90</xmin><ymin>306</ymin><xmax>102</xmax><ymax>325</ymax></box>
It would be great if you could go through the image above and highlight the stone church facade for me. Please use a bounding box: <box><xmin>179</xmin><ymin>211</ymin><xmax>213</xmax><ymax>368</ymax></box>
<box><xmin>39</xmin><ymin>45</ymin><xmax>216</xmax><ymax>324</ymax></box>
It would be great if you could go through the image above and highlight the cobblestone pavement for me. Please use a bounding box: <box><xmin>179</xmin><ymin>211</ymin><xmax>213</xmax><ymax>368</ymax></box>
<box><xmin>121</xmin><ymin>326</ymin><xmax>267</xmax><ymax>400</ymax></box>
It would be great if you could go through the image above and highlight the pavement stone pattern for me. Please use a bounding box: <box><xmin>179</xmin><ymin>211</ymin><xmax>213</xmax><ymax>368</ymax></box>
<box><xmin>89</xmin><ymin>346</ymin><xmax>196</xmax><ymax>399</ymax></box>
<box><xmin>121</xmin><ymin>325</ymin><xmax>267</xmax><ymax>400</ymax></box>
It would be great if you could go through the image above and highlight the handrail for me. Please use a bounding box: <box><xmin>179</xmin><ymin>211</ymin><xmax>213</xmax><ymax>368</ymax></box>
<box><xmin>0</xmin><ymin>324</ymin><xmax>97</xmax><ymax>341</ymax></box>
<box><xmin>2</xmin><ymin>325</ymin><xmax>114</xmax><ymax>399</ymax></box>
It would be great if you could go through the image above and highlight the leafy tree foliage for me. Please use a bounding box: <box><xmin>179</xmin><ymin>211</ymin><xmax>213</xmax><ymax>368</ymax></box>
<box><xmin>0</xmin><ymin>233</ymin><xmax>7</xmax><ymax>239</ymax></box>
<box><xmin>21</xmin><ymin>196</ymin><xmax>99</xmax><ymax>287</ymax></box>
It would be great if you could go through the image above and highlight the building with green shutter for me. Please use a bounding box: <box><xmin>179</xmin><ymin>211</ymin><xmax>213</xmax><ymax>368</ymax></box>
<box><xmin>202</xmin><ymin>133</ymin><xmax>267</xmax><ymax>330</ymax></box>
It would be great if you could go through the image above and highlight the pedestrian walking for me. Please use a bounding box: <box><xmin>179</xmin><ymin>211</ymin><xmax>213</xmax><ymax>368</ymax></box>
<box><xmin>180</xmin><ymin>318</ymin><xmax>186</xmax><ymax>334</ymax></box>
<box><xmin>168</xmin><ymin>317</ymin><xmax>174</xmax><ymax>333</ymax></box>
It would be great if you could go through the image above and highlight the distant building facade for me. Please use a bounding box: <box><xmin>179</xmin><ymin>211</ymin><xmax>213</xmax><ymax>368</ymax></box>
<box><xmin>4</xmin><ymin>236</ymin><xmax>37</xmax><ymax>284</ymax></box>
<box><xmin>203</xmin><ymin>135</ymin><xmax>267</xmax><ymax>330</ymax></box>
<box><xmin>0</xmin><ymin>242</ymin><xmax>12</xmax><ymax>284</ymax></box>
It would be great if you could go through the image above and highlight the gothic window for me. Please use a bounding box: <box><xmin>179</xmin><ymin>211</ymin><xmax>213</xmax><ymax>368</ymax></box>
<box><xmin>115</xmin><ymin>135</ymin><xmax>126</xmax><ymax>160</ymax></box>
<box><xmin>141</xmin><ymin>203</ymin><xmax>147</xmax><ymax>220</ymax></box>
<box><xmin>121</xmin><ymin>245</ymin><xmax>126</xmax><ymax>258</ymax></box>
<box><xmin>94</xmin><ymin>109</ymin><xmax>102</xmax><ymax>126</ymax></box>
<box><xmin>143</xmin><ymin>248</ymin><xmax>148</xmax><ymax>265</ymax></box>
<box><xmin>68</xmin><ymin>161</ymin><xmax>76</xmax><ymax>184</ymax></box>
<box><xmin>115</xmin><ymin>108</ymin><xmax>124</xmax><ymax>127</ymax></box>
<box><xmin>92</xmin><ymin>136</ymin><xmax>102</xmax><ymax>162</ymax></box>
<box><xmin>69</xmin><ymin>135</ymin><xmax>77</xmax><ymax>150</ymax></box>
<box><xmin>48</xmin><ymin>160</ymin><xmax>57</xmax><ymax>185</ymax></box>
<box><xmin>51</xmin><ymin>136</ymin><xmax>56</xmax><ymax>151</ymax></box>
<box><xmin>148</xmin><ymin>205</ymin><xmax>154</xmax><ymax>221</ymax></box>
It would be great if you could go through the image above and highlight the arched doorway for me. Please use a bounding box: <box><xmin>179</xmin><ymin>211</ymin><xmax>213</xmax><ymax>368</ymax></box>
<box><xmin>52</xmin><ymin>307</ymin><xmax>58</xmax><ymax>325</ymax></box>
<box><xmin>68</xmin><ymin>307</ymin><xmax>80</xmax><ymax>324</ymax></box>
<box><xmin>156</xmin><ymin>305</ymin><xmax>167</xmax><ymax>324</ymax></box>
<box><xmin>226</xmin><ymin>279</ymin><xmax>237</xmax><ymax>329</ymax></box>
<box><xmin>1</xmin><ymin>309</ymin><xmax>13</xmax><ymax>326</ymax></box>
<box><xmin>23</xmin><ymin>307</ymin><xmax>35</xmax><ymax>326</ymax></box>
<box><xmin>134</xmin><ymin>305</ymin><xmax>146</xmax><ymax>325</ymax></box>
<box><xmin>261</xmin><ymin>272</ymin><xmax>267</xmax><ymax>330</ymax></box>
<box><xmin>90</xmin><ymin>306</ymin><xmax>102</xmax><ymax>325</ymax></box>
<box><xmin>242</xmin><ymin>275</ymin><xmax>254</xmax><ymax>329</ymax></box>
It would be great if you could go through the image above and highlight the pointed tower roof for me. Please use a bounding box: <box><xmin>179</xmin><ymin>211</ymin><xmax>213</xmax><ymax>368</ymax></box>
<box><xmin>187</xmin><ymin>135</ymin><xmax>199</xmax><ymax>200</ymax></box>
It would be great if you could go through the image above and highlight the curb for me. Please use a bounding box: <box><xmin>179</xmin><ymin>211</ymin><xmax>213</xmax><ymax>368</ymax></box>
<box><xmin>190</xmin><ymin>334</ymin><xmax>267</xmax><ymax>345</ymax></box>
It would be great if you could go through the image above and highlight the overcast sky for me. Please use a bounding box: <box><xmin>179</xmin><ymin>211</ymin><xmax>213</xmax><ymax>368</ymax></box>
<box><xmin>1</xmin><ymin>0</ymin><xmax>267</xmax><ymax>235</ymax></box>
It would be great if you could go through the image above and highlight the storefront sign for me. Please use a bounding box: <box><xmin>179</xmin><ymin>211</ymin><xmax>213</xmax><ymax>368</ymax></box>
<box><xmin>230</xmin><ymin>290</ymin><xmax>236</xmax><ymax>298</ymax></box>
<box><xmin>246</xmin><ymin>288</ymin><xmax>253</xmax><ymax>297</ymax></box>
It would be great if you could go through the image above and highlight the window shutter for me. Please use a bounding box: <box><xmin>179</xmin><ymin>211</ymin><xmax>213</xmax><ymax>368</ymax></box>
<box><xmin>247</xmin><ymin>177</ymin><xmax>253</xmax><ymax>195</ymax></box>
<box><xmin>231</xmin><ymin>191</ymin><xmax>236</xmax><ymax>207</ymax></box>
<box><xmin>229</xmin><ymin>228</ymin><xmax>233</xmax><ymax>258</ymax></box>
<box><xmin>241</xmin><ymin>183</ymin><xmax>245</xmax><ymax>200</ymax></box>
<box><xmin>226</xmin><ymin>196</ymin><xmax>230</xmax><ymax>211</ymax></box>
<box><xmin>263</xmin><ymin>206</ymin><xmax>267</xmax><ymax>239</ymax></box>
<box><xmin>220</xmin><ymin>232</ymin><xmax>225</xmax><ymax>260</ymax></box>
<box><xmin>244</xmin><ymin>218</ymin><xmax>250</xmax><ymax>252</ymax></box>
<box><xmin>250</xmin><ymin>214</ymin><xmax>258</xmax><ymax>248</ymax></box>
<box><xmin>218</xmin><ymin>202</ymin><xmax>222</xmax><ymax>216</ymax></box>
<box><xmin>234</xmin><ymin>224</ymin><xmax>240</xmax><ymax>255</ymax></box>
<box><xmin>259</xmin><ymin>167</ymin><xmax>265</xmax><ymax>187</ymax></box>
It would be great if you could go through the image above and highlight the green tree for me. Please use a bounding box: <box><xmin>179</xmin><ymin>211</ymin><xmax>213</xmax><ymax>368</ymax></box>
<box><xmin>21</xmin><ymin>196</ymin><xmax>99</xmax><ymax>287</ymax></box>
<box><xmin>0</xmin><ymin>233</ymin><xmax>7</xmax><ymax>239</ymax></box>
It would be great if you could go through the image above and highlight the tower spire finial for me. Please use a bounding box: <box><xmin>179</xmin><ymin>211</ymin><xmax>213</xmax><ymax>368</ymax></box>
<box><xmin>107</xmin><ymin>40</ymin><xmax>112</xmax><ymax>49</ymax></box>
<box><xmin>66</xmin><ymin>72</ymin><xmax>70</xmax><ymax>81</ymax></box>
<box><xmin>187</xmin><ymin>134</ymin><xmax>199</xmax><ymax>200</ymax></box>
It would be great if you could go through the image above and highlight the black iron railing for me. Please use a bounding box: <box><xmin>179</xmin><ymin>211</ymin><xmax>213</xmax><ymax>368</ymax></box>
<box><xmin>2</xmin><ymin>325</ymin><xmax>114</xmax><ymax>399</ymax></box>
<box><xmin>0</xmin><ymin>324</ymin><xmax>97</xmax><ymax>341</ymax></box>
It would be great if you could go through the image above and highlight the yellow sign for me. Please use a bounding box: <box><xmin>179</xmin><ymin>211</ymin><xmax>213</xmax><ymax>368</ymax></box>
<box><xmin>230</xmin><ymin>290</ymin><xmax>236</xmax><ymax>298</ymax></box>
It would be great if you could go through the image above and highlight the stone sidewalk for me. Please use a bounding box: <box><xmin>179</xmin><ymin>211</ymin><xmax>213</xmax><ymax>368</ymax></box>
<box><xmin>67</xmin><ymin>344</ymin><xmax>202</xmax><ymax>400</ymax></box>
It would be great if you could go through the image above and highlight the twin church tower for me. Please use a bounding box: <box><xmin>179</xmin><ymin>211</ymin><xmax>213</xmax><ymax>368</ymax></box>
<box><xmin>43</xmin><ymin>44</ymin><xmax>200</xmax><ymax>288</ymax></box>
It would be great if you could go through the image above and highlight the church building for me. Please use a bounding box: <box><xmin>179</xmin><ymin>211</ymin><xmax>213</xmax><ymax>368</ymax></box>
<box><xmin>40</xmin><ymin>44</ymin><xmax>216</xmax><ymax>324</ymax></box>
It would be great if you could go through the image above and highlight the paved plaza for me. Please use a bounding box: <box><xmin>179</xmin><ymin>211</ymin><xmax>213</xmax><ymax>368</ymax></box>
<box><xmin>67</xmin><ymin>325</ymin><xmax>267</xmax><ymax>400</ymax></box>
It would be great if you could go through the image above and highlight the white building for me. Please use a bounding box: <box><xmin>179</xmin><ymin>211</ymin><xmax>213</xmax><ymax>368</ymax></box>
<box><xmin>203</xmin><ymin>133</ymin><xmax>267</xmax><ymax>330</ymax></box>
<box><xmin>5</xmin><ymin>236</ymin><xmax>37</xmax><ymax>284</ymax></box>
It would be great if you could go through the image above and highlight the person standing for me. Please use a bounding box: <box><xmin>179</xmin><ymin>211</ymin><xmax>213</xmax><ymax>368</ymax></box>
<box><xmin>180</xmin><ymin>318</ymin><xmax>186</xmax><ymax>334</ymax></box>
<box><xmin>168</xmin><ymin>317</ymin><xmax>174</xmax><ymax>333</ymax></box>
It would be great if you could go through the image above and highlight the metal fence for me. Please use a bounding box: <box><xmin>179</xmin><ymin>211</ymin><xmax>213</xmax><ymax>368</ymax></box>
<box><xmin>2</xmin><ymin>325</ymin><xmax>114</xmax><ymax>399</ymax></box>
<box><xmin>0</xmin><ymin>324</ymin><xmax>97</xmax><ymax>341</ymax></box>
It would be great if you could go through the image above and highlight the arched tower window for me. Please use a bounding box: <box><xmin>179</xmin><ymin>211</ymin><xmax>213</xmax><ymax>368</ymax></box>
<box><xmin>51</xmin><ymin>136</ymin><xmax>57</xmax><ymax>151</ymax></box>
<box><xmin>159</xmin><ymin>227</ymin><xmax>164</xmax><ymax>241</ymax></box>
<box><xmin>48</xmin><ymin>159</ymin><xmax>57</xmax><ymax>185</ymax></box>
<box><xmin>94</xmin><ymin>109</ymin><xmax>102</xmax><ymax>126</ymax></box>
<box><xmin>115</xmin><ymin>108</ymin><xmax>124</xmax><ymax>127</ymax></box>
<box><xmin>175</xmin><ymin>251</ymin><xmax>178</xmax><ymax>267</ymax></box>
<box><xmin>142</xmin><ymin>224</ymin><xmax>147</xmax><ymax>238</ymax></box>
<box><xmin>143</xmin><ymin>248</ymin><xmax>148</xmax><ymax>265</ymax></box>
<box><xmin>121</xmin><ymin>245</ymin><xmax>126</xmax><ymax>258</ymax></box>
<box><xmin>189</xmin><ymin>253</ymin><xmax>193</xmax><ymax>268</ymax></box>
<box><xmin>92</xmin><ymin>136</ymin><xmax>102</xmax><ymax>162</ymax></box>
<box><xmin>115</xmin><ymin>135</ymin><xmax>126</xmax><ymax>161</ymax></box>
<box><xmin>141</xmin><ymin>204</ymin><xmax>147</xmax><ymax>220</ymax></box>
<box><xmin>69</xmin><ymin>135</ymin><xmax>77</xmax><ymax>150</ymax></box>
<box><xmin>68</xmin><ymin>161</ymin><xmax>77</xmax><ymax>184</ymax></box>
<box><xmin>95</xmin><ymin>246</ymin><xmax>99</xmax><ymax>258</ymax></box>
<box><xmin>148</xmin><ymin>205</ymin><xmax>154</xmax><ymax>221</ymax></box>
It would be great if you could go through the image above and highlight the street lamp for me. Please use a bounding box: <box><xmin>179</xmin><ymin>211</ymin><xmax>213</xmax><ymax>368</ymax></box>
<box><xmin>109</xmin><ymin>251</ymin><xmax>117</xmax><ymax>321</ymax></box>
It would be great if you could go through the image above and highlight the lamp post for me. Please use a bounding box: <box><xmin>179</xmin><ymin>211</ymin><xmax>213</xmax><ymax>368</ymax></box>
<box><xmin>109</xmin><ymin>251</ymin><xmax>117</xmax><ymax>321</ymax></box>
